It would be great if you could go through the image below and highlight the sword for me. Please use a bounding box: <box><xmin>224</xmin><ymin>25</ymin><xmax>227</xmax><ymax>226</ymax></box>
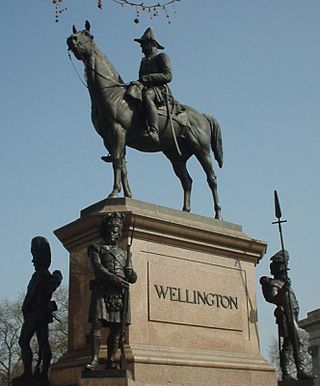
<box><xmin>164</xmin><ymin>85</ymin><xmax>182</xmax><ymax>157</ymax></box>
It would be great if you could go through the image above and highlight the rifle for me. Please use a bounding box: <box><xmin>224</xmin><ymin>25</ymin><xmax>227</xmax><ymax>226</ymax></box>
<box><xmin>119</xmin><ymin>215</ymin><xmax>135</xmax><ymax>370</ymax></box>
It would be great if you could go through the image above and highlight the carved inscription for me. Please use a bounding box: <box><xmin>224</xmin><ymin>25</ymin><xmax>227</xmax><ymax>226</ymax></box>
<box><xmin>154</xmin><ymin>285</ymin><xmax>238</xmax><ymax>310</ymax></box>
<box><xmin>148</xmin><ymin>261</ymin><xmax>247</xmax><ymax>331</ymax></box>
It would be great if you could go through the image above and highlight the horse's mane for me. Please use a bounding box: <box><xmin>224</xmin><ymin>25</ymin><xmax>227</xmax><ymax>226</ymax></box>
<box><xmin>92</xmin><ymin>43</ymin><xmax>125</xmax><ymax>84</ymax></box>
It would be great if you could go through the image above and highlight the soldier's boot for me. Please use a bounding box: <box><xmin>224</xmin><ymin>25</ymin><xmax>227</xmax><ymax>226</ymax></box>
<box><xmin>297</xmin><ymin>370</ymin><xmax>315</xmax><ymax>380</ymax></box>
<box><xmin>86</xmin><ymin>335</ymin><xmax>101</xmax><ymax>370</ymax></box>
<box><xmin>39</xmin><ymin>347</ymin><xmax>52</xmax><ymax>380</ymax></box>
<box><xmin>280</xmin><ymin>350</ymin><xmax>296</xmax><ymax>381</ymax></box>
<box><xmin>16</xmin><ymin>348</ymin><xmax>33</xmax><ymax>379</ymax></box>
<box><xmin>106</xmin><ymin>333</ymin><xmax>120</xmax><ymax>369</ymax></box>
<box><xmin>292</xmin><ymin>344</ymin><xmax>315</xmax><ymax>380</ymax></box>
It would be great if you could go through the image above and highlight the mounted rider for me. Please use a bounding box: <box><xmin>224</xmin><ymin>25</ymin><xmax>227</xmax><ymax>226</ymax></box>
<box><xmin>133</xmin><ymin>28</ymin><xmax>173</xmax><ymax>143</ymax></box>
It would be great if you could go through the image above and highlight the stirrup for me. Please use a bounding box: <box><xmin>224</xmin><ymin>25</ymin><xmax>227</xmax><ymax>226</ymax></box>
<box><xmin>101</xmin><ymin>154</ymin><xmax>112</xmax><ymax>163</ymax></box>
<box><xmin>143</xmin><ymin>127</ymin><xmax>159</xmax><ymax>142</ymax></box>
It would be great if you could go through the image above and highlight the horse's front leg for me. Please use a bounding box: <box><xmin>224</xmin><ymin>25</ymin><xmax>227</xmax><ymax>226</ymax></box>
<box><xmin>107</xmin><ymin>123</ymin><xmax>129</xmax><ymax>199</ymax></box>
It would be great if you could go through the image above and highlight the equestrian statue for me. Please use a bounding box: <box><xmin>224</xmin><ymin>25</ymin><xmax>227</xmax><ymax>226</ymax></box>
<box><xmin>67</xmin><ymin>21</ymin><xmax>223</xmax><ymax>219</ymax></box>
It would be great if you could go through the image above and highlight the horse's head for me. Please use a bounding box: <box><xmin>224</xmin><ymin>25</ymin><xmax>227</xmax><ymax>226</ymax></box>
<box><xmin>67</xmin><ymin>20</ymin><xmax>94</xmax><ymax>61</ymax></box>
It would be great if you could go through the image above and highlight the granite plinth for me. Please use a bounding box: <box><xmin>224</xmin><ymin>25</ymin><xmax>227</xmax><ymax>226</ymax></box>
<box><xmin>50</xmin><ymin>198</ymin><xmax>277</xmax><ymax>386</ymax></box>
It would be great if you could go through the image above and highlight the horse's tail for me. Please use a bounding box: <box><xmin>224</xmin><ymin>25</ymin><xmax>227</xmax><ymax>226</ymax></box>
<box><xmin>203</xmin><ymin>113</ymin><xmax>223</xmax><ymax>168</ymax></box>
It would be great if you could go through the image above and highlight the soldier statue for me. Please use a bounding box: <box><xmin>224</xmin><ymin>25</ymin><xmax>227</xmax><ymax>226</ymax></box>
<box><xmin>134</xmin><ymin>27</ymin><xmax>173</xmax><ymax>143</ymax></box>
<box><xmin>260</xmin><ymin>250</ymin><xmax>314</xmax><ymax>381</ymax></box>
<box><xmin>13</xmin><ymin>237</ymin><xmax>63</xmax><ymax>384</ymax></box>
<box><xmin>86</xmin><ymin>212</ymin><xmax>137</xmax><ymax>370</ymax></box>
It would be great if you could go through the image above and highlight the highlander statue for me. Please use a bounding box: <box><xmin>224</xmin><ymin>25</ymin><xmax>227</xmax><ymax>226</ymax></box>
<box><xmin>86</xmin><ymin>212</ymin><xmax>137</xmax><ymax>370</ymax></box>
<box><xmin>67</xmin><ymin>21</ymin><xmax>223</xmax><ymax>219</ymax></box>
<box><xmin>260</xmin><ymin>250</ymin><xmax>314</xmax><ymax>382</ymax></box>
<box><xmin>13</xmin><ymin>237</ymin><xmax>63</xmax><ymax>385</ymax></box>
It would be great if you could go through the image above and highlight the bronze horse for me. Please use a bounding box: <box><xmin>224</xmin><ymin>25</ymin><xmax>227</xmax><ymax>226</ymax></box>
<box><xmin>67</xmin><ymin>22</ymin><xmax>223</xmax><ymax>219</ymax></box>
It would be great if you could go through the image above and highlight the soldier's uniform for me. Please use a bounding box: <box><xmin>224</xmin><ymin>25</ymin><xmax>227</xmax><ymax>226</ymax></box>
<box><xmin>260</xmin><ymin>250</ymin><xmax>313</xmax><ymax>381</ymax></box>
<box><xmin>86</xmin><ymin>213</ymin><xmax>137</xmax><ymax>370</ymax></box>
<box><xmin>16</xmin><ymin>237</ymin><xmax>62</xmax><ymax>382</ymax></box>
<box><xmin>88</xmin><ymin>243</ymin><xmax>137</xmax><ymax>325</ymax></box>
<box><xmin>138</xmin><ymin>50</ymin><xmax>173</xmax><ymax>106</ymax></box>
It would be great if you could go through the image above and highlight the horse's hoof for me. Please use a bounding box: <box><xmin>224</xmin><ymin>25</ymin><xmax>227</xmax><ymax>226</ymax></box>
<box><xmin>182</xmin><ymin>206</ymin><xmax>191</xmax><ymax>213</ymax></box>
<box><xmin>107</xmin><ymin>193</ymin><xmax>119</xmax><ymax>199</ymax></box>
<box><xmin>214</xmin><ymin>213</ymin><xmax>223</xmax><ymax>220</ymax></box>
<box><xmin>124</xmin><ymin>192</ymin><xmax>132</xmax><ymax>199</ymax></box>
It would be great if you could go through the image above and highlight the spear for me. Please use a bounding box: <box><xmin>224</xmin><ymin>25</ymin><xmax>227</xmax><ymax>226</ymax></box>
<box><xmin>272</xmin><ymin>191</ymin><xmax>299</xmax><ymax>368</ymax></box>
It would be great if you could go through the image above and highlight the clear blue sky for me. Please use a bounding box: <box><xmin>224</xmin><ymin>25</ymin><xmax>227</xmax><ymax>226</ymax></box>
<box><xmin>1</xmin><ymin>0</ymin><xmax>320</xmax><ymax>361</ymax></box>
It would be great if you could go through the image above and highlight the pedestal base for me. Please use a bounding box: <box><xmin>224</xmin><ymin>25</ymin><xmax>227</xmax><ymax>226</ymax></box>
<box><xmin>51</xmin><ymin>198</ymin><xmax>277</xmax><ymax>386</ymax></box>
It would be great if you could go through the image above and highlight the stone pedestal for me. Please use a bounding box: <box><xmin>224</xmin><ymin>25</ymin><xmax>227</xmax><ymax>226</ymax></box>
<box><xmin>50</xmin><ymin>198</ymin><xmax>277</xmax><ymax>386</ymax></box>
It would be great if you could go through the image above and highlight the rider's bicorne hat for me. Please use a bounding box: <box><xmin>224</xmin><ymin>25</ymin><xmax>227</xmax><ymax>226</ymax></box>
<box><xmin>134</xmin><ymin>27</ymin><xmax>164</xmax><ymax>50</ymax></box>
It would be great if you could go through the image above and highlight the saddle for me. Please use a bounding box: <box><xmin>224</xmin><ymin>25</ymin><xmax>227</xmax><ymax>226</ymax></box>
<box><xmin>126</xmin><ymin>82</ymin><xmax>190</xmax><ymax>129</ymax></box>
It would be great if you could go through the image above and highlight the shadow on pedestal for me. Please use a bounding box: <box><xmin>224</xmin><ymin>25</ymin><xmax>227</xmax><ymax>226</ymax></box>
<box><xmin>279</xmin><ymin>379</ymin><xmax>316</xmax><ymax>386</ymax></box>
<box><xmin>12</xmin><ymin>378</ymin><xmax>49</xmax><ymax>386</ymax></box>
<box><xmin>82</xmin><ymin>368</ymin><xmax>127</xmax><ymax>378</ymax></box>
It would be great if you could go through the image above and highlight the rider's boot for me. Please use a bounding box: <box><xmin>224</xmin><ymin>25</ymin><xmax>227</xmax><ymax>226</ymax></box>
<box><xmin>143</xmin><ymin>103</ymin><xmax>160</xmax><ymax>143</ymax></box>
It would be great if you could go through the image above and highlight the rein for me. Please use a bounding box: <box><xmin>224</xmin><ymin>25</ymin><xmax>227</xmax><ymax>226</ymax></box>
<box><xmin>67</xmin><ymin>38</ymin><xmax>126</xmax><ymax>90</ymax></box>
<box><xmin>67</xmin><ymin>50</ymin><xmax>88</xmax><ymax>89</ymax></box>
<box><xmin>85</xmin><ymin>64</ymin><xmax>126</xmax><ymax>89</ymax></box>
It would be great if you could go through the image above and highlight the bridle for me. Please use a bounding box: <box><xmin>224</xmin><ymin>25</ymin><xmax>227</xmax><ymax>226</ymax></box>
<box><xmin>67</xmin><ymin>34</ymin><xmax>126</xmax><ymax>90</ymax></box>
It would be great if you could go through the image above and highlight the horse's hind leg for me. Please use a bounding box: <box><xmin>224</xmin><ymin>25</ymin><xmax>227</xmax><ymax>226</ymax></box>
<box><xmin>195</xmin><ymin>150</ymin><xmax>222</xmax><ymax>219</ymax></box>
<box><xmin>167</xmin><ymin>155</ymin><xmax>193</xmax><ymax>212</ymax></box>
